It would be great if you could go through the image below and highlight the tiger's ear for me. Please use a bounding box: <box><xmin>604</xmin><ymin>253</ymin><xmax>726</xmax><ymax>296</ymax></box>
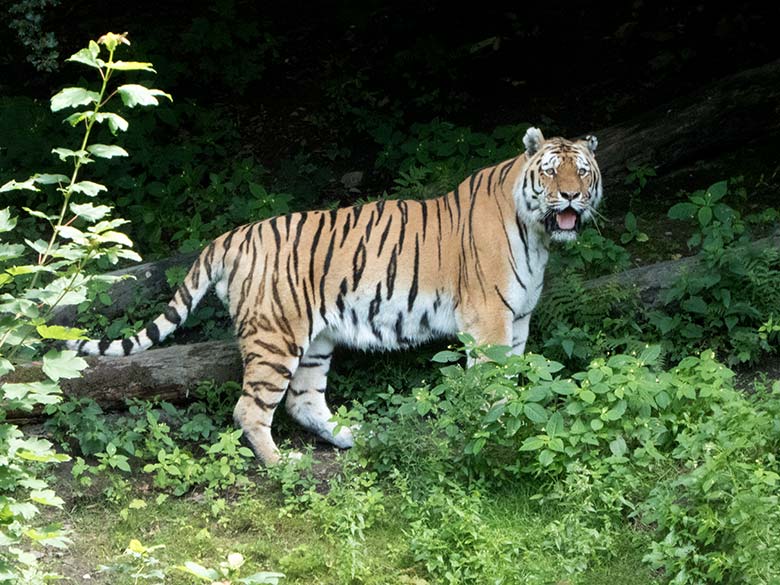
<box><xmin>579</xmin><ymin>135</ymin><xmax>598</xmax><ymax>153</ymax></box>
<box><xmin>523</xmin><ymin>127</ymin><xmax>545</xmax><ymax>156</ymax></box>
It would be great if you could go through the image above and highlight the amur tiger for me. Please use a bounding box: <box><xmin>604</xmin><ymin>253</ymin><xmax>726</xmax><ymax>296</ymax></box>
<box><xmin>71</xmin><ymin>127</ymin><xmax>603</xmax><ymax>465</ymax></box>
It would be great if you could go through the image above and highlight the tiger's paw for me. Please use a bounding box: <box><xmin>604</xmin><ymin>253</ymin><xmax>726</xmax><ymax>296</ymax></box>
<box><xmin>321</xmin><ymin>424</ymin><xmax>354</xmax><ymax>449</ymax></box>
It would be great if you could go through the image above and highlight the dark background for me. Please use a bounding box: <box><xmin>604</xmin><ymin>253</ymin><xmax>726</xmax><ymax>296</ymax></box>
<box><xmin>1</xmin><ymin>0</ymin><xmax>779</xmax><ymax>256</ymax></box>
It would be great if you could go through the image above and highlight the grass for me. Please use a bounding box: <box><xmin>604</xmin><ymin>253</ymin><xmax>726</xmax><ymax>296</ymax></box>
<box><xmin>46</xmin><ymin>466</ymin><xmax>661</xmax><ymax>585</ymax></box>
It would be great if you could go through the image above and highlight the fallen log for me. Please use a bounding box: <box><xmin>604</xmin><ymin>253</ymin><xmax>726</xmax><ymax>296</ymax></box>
<box><xmin>9</xmin><ymin>232</ymin><xmax>778</xmax><ymax>423</ymax></box>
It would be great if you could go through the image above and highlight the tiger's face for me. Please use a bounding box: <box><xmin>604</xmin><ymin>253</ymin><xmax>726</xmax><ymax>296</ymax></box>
<box><xmin>515</xmin><ymin>127</ymin><xmax>602</xmax><ymax>242</ymax></box>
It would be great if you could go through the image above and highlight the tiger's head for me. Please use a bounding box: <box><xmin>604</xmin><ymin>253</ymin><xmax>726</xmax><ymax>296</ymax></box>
<box><xmin>515</xmin><ymin>127</ymin><xmax>602</xmax><ymax>242</ymax></box>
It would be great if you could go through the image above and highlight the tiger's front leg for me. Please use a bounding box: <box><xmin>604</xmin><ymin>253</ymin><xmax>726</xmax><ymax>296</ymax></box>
<box><xmin>511</xmin><ymin>313</ymin><xmax>531</xmax><ymax>356</ymax></box>
<box><xmin>458</xmin><ymin>302</ymin><xmax>513</xmax><ymax>366</ymax></box>
<box><xmin>285</xmin><ymin>333</ymin><xmax>354</xmax><ymax>449</ymax></box>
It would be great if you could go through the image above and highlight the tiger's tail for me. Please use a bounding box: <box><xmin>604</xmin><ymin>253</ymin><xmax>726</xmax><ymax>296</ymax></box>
<box><xmin>69</xmin><ymin>243</ymin><xmax>223</xmax><ymax>357</ymax></box>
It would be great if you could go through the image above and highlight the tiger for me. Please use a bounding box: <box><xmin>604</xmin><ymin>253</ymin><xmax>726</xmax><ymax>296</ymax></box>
<box><xmin>70</xmin><ymin>127</ymin><xmax>602</xmax><ymax>465</ymax></box>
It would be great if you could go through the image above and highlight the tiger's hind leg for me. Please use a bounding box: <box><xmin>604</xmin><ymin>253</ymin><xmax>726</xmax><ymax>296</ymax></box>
<box><xmin>285</xmin><ymin>333</ymin><xmax>354</xmax><ymax>449</ymax></box>
<box><xmin>233</xmin><ymin>333</ymin><xmax>304</xmax><ymax>465</ymax></box>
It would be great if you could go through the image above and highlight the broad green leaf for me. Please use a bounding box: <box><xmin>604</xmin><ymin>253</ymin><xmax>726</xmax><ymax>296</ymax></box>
<box><xmin>0</xmin><ymin>208</ymin><xmax>17</xmax><ymax>232</ymax></box>
<box><xmin>239</xmin><ymin>572</ymin><xmax>286</xmax><ymax>584</ymax></box>
<box><xmin>2</xmin><ymin>381</ymin><xmax>61</xmax><ymax>409</ymax></box>
<box><xmin>51</xmin><ymin>147</ymin><xmax>92</xmax><ymax>164</ymax></box>
<box><xmin>117</xmin><ymin>84</ymin><xmax>172</xmax><ymax>108</ymax></box>
<box><xmin>70</xmin><ymin>202</ymin><xmax>112</xmax><ymax>222</ymax></box>
<box><xmin>654</xmin><ymin>390</ymin><xmax>671</xmax><ymax>409</ymax></box>
<box><xmin>0</xmin><ymin>358</ymin><xmax>13</xmax><ymax>377</ymax></box>
<box><xmin>23</xmin><ymin>207</ymin><xmax>57</xmax><ymax>221</ymax></box>
<box><xmin>63</xmin><ymin>111</ymin><xmax>92</xmax><ymax>126</ymax></box>
<box><xmin>99</xmin><ymin>230</ymin><xmax>133</xmax><ymax>247</ymax></box>
<box><xmin>708</xmin><ymin>180</ymin><xmax>728</xmax><ymax>201</ymax></box>
<box><xmin>70</xmin><ymin>180</ymin><xmax>107</xmax><ymax>197</ymax></box>
<box><xmin>0</xmin><ymin>178</ymin><xmax>39</xmax><ymax>192</ymax></box>
<box><xmin>50</xmin><ymin>87</ymin><xmax>100</xmax><ymax>112</ymax></box>
<box><xmin>609</xmin><ymin>436</ymin><xmax>627</xmax><ymax>457</ymax></box>
<box><xmin>681</xmin><ymin>296</ymin><xmax>708</xmax><ymax>315</ymax></box>
<box><xmin>431</xmin><ymin>350</ymin><xmax>462</xmax><ymax>363</ymax></box>
<box><xmin>519</xmin><ymin>436</ymin><xmax>545</xmax><ymax>451</ymax></box>
<box><xmin>42</xmin><ymin>349</ymin><xmax>88</xmax><ymax>381</ymax></box>
<box><xmin>29</xmin><ymin>490</ymin><xmax>65</xmax><ymax>508</ymax></box>
<box><xmin>550</xmin><ymin>379</ymin><xmax>576</xmax><ymax>395</ymax></box>
<box><xmin>538</xmin><ymin>449</ymin><xmax>555</xmax><ymax>466</ymax></box>
<box><xmin>57</xmin><ymin>225</ymin><xmax>88</xmax><ymax>243</ymax></box>
<box><xmin>638</xmin><ymin>344</ymin><xmax>662</xmax><ymax>365</ymax></box>
<box><xmin>668</xmin><ymin>202</ymin><xmax>696</xmax><ymax>220</ymax></box>
<box><xmin>697</xmin><ymin>205</ymin><xmax>713</xmax><ymax>227</ymax></box>
<box><xmin>87</xmin><ymin>144</ymin><xmax>129</xmax><ymax>158</ymax></box>
<box><xmin>109</xmin><ymin>61</ymin><xmax>156</xmax><ymax>72</ymax></box>
<box><xmin>36</xmin><ymin>325</ymin><xmax>87</xmax><ymax>340</ymax></box>
<box><xmin>579</xmin><ymin>389</ymin><xmax>596</xmax><ymax>404</ymax></box>
<box><xmin>35</xmin><ymin>174</ymin><xmax>70</xmax><ymax>185</ymax></box>
<box><xmin>546</xmin><ymin>411</ymin><xmax>564</xmax><ymax>437</ymax></box>
<box><xmin>178</xmin><ymin>561</ymin><xmax>220</xmax><ymax>581</ymax></box>
<box><xmin>66</xmin><ymin>41</ymin><xmax>100</xmax><ymax>68</ymax></box>
<box><xmin>523</xmin><ymin>402</ymin><xmax>548</xmax><ymax>424</ymax></box>
<box><xmin>604</xmin><ymin>400</ymin><xmax>627</xmax><ymax>421</ymax></box>
<box><xmin>0</xmin><ymin>243</ymin><xmax>25</xmax><ymax>261</ymax></box>
<box><xmin>95</xmin><ymin>112</ymin><xmax>129</xmax><ymax>134</ymax></box>
<box><xmin>561</xmin><ymin>339</ymin><xmax>575</xmax><ymax>357</ymax></box>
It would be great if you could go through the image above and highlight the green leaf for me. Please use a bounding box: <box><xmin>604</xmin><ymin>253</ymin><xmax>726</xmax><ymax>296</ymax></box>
<box><xmin>604</xmin><ymin>400</ymin><xmax>627</xmax><ymax>421</ymax></box>
<box><xmin>0</xmin><ymin>243</ymin><xmax>25</xmax><ymax>261</ymax></box>
<box><xmin>178</xmin><ymin>561</ymin><xmax>220</xmax><ymax>581</ymax></box>
<box><xmin>238</xmin><ymin>573</ymin><xmax>286</xmax><ymax>585</ymax></box>
<box><xmin>35</xmin><ymin>173</ymin><xmax>70</xmax><ymax>185</ymax></box>
<box><xmin>108</xmin><ymin>61</ymin><xmax>156</xmax><ymax>72</ymax></box>
<box><xmin>51</xmin><ymin>147</ymin><xmax>92</xmax><ymax>164</ymax></box>
<box><xmin>590</xmin><ymin>418</ymin><xmax>604</xmax><ymax>431</ymax></box>
<box><xmin>0</xmin><ymin>208</ymin><xmax>17</xmax><ymax>232</ymax></box>
<box><xmin>66</xmin><ymin>41</ymin><xmax>101</xmax><ymax>68</ymax></box>
<box><xmin>707</xmin><ymin>180</ymin><xmax>728</xmax><ymax>201</ymax></box>
<box><xmin>624</xmin><ymin>212</ymin><xmax>637</xmax><ymax>231</ymax></box>
<box><xmin>668</xmin><ymin>202</ymin><xmax>697</xmax><ymax>220</ymax></box>
<box><xmin>0</xmin><ymin>178</ymin><xmax>39</xmax><ymax>192</ymax></box>
<box><xmin>86</xmin><ymin>144</ymin><xmax>129</xmax><ymax>158</ymax></box>
<box><xmin>519</xmin><ymin>436</ymin><xmax>545</xmax><ymax>451</ymax></box>
<box><xmin>609</xmin><ymin>436</ymin><xmax>627</xmax><ymax>457</ymax></box>
<box><xmin>117</xmin><ymin>84</ymin><xmax>172</xmax><ymax>108</ymax></box>
<box><xmin>681</xmin><ymin>296</ymin><xmax>708</xmax><ymax>314</ymax></box>
<box><xmin>50</xmin><ymin>87</ymin><xmax>100</xmax><ymax>112</ymax></box>
<box><xmin>70</xmin><ymin>181</ymin><xmax>107</xmax><ymax>197</ymax></box>
<box><xmin>538</xmin><ymin>449</ymin><xmax>555</xmax><ymax>466</ymax></box>
<box><xmin>98</xmin><ymin>230</ymin><xmax>133</xmax><ymax>247</ymax></box>
<box><xmin>42</xmin><ymin>350</ymin><xmax>88</xmax><ymax>381</ymax></box>
<box><xmin>29</xmin><ymin>489</ymin><xmax>65</xmax><ymax>508</ymax></box>
<box><xmin>95</xmin><ymin>112</ymin><xmax>129</xmax><ymax>134</ymax></box>
<box><xmin>546</xmin><ymin>411</ymin><xmax>564</xmax><ymax>437</ymax></box>
<box><xmin>70</xmin><ymin>202</ymin><xmax>112</xmax><ymax>222</ymax></box>
<box><xmin>561</xmin><ymin>339</ymin><xmax>575</xmax><ymax>357</ymax></box>
<box><xmin>431</xmin><ymin>350</ymin><xmax>462</xmax><ymax>363</ymax></box>
<box><xmin>697</xmin><ymin>205</ymin><xmax>713</xmax><ymax>227</ymax></box>
<box><xmin>63</xmin><ymin>111</ymin><xmax>92</xmax><ymax>126</ymax></box>
<box><xmin>2</xmin><ymin>381</ymin><xmax>62</xmax><ymax>409</ymax></box>
<box><xmin>654</xmin><ymin>390</ymin><xmax>671</xmax><ymax>409</ymax></box>
<box><xmin>523</xmin><ymin>402</ymin><xmax>548</xmax><ymax>424</ymax></box>
<box><xmin>579</xmin><ymin>389</ymin><xmax>596</xmax><ymax>404</ymax></box>
<box><xmin>36</xmin><ymin>325</ymin><xmax>87</xmax><ymax>341</ymax></box>
<box><xmin>638</xmin><ymin>344</ymin><xmax>662</xmax><ymax>365</ymax></box>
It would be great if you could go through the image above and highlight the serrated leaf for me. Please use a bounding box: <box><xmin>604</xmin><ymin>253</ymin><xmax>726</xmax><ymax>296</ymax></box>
<box><xmin>0</xmin><ymin>243</ymin><xmax>25</xmax><ymax>261</ymax></box>
<box><xmin>538</xmin><ymin>449</ymin><xmax>555</xmax><ymax>466</ymax></box>
<box><xmin>87</xmin><ymin>144</ymin><xmax>129</xmax><ymax>158</ymax></box>
<box><xmin>35</xmin><ymin>174</ymin><xmax>70</xmax><ymax>185</ymax></box>
<box><xmin>523</xmin><ymin>402</ymin><xmax>548</xmax><ymax>423</ymax></box>
<box><xmin>109</xmin><ymin>61</ymin><xmax>156</xmax><ymax>72</ymax></box>
<box><xmin>0</xmin><ymin>208</ymin><xmax>17</xmax><ymax>232</ymax></box>
<box><xmin>70</xmin><ymin>202</ymin><xmax>112</xmax><ymax>222</ymax></box>
<box><xmin>697</xmin><ymin>206</ymin><xmax>713</xmax><ymax>227</ymax></box>
<box><xmin>50</xmin><ymin>87</ymin><xmax>100</xmax><ymax>112</ymax></box>
<box><xmin>431</xmin><ymin>350</ymin><xmax>462</xmax><ymax>363</ymax></box>
<box><xmin>42</xmin><ymin>350</ymin><xmax>88</xmax><ymax>381</ymax></box>
<box><xmin>36</xmin><ymin>325</ymin><xmax>87</xmax><ymax>341</ymax></box>
<box><xmin>51</xmin><ymin>147</ymin><xmax>92</xmax><ymax>164</ymax></box>
<box><xmin>609</xmin><ymin>436</ymin><xmax>627</xmax><ymax>457</ymax></box>
<box><xmin>708</xmin><ymin>180</ymin><xmax>728</xmax><ymax>201</ymax></box>
<box><xmin>117</xmin><ymin>84</ymin><xmax>172</xmax><ymax>108</ymax></box>
<box><xmin>546</xmin><ymin>411</ymin><xmax>564</xmax><ymax>437</ymax></box>
<box><xmin>63</xmin><ymin>111</ymin><xmax>92</xmax><ymax>126</ymax></box>
<box><xmin>57</xmin><ymin>225</ymin><xmax>88</xmax><ymax>243</ymax></box>
<box><xmin>604</xmin><ymin>400</ymin><xmax>627</xmax><ymax>421</ymax></box>
<box><xmin>66</xmin><ymin>41</ymin><xmax>100</xmax><ymax>68</ymax></box>
<box><xmin>519</xmin><ymin>436</ymin><xmax>545</xmax><ymax>451</ymax></box>
<box><xmin>70</xmin><ymin>180</ymin><xmax>107</xmax><ymax>197</ymax></box>
<box><xmin>668</xmin><ymin>202</ymin><xmax>696</xmax><ymax>220</ymax></box>
<box><xmin>29</xmin><ymin>490</ymin><xmax>65</xmax><ymax>508</ymax></box>
<box><xmin>99</xmin><ymin>230</ymin><xmax>133</xmax><ymax>247</ymax></box>
<box><xmin>0</xmin><ymin>178</ymin><xmax>39</xmax><ymax>192</ymax></box>
<box><xmin>95</xmin><ymin>112</ymin><xmax>129</xmax><ymax>134</ymax></box>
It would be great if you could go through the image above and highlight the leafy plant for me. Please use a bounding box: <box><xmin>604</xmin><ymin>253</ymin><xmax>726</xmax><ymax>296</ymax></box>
<box><xmin>0</xmin><ymin>32</ymin><xmax>164</xmax><ymax>582</ymax></box>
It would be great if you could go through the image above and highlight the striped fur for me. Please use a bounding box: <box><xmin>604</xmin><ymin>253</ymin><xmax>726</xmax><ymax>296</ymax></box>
<box><xmin>70</xmin><ymin>127</ymin><xmax>602</xmax><ymax>464</ymax></box>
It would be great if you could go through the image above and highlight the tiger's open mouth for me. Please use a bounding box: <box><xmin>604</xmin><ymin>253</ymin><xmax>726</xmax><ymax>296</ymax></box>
<box><xmin>545</xmin><ymin>208</ymin><xmax>581</xmax><ymax>234</ymax></box>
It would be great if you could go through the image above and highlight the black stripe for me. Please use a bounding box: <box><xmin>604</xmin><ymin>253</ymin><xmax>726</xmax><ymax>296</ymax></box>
<box><xmin>302</xmin><ymin>282</ymin><xmax>314</xmax><ymax>340</ymax></box>
<box><xmin>319</xmin><ymin>229</ymin><xmax>337</xmax><ymax>318</ymax></box>
<box><xmin>146</xmin><ymin>323</ymin><xmax>160</xmax><ymax>345</ymax></box>
<box><xmin>397</xmin><ymin>200</ymin><xmax>408</xmax><ymax>254</ymax></box>
<box><xmin>308</xmin><ymin>214</ymin><xmax>326</xmax><ymax>289</ymax></box>
<box><xmin>386</xmin><ymin>246</ymin><xmax>398</xmax><ymax>299</ymax></box>
<box><xmin>494</xmin><ymin>285</ymin><xmax>514</xmax><ymax>313</ymax></box>
<box><xmin>97</xmin><ymin>338</ymin><xmax>110</xmax><ymax>355</ymax></box>
<box><xmin>339</xmin><ymin>214</ymin><xmax>352</xmax><ymax>247</ymax></box>
<box><xmin>420</xmin><ymin>200</ymin><xmax>428</xmax><ymax>241</ymax></box>
<box><xmin>329</xmin><ymin>208</ymin><xmax>338</xmax><ymax>230</ymax></box>
<box><xmin>270</xmin><ymin>217</ymin><xmax>281</xmax><ymax>249</ymax></box>
<box><xmin>122</xmin><ymin>338</ymin><xmax>134</xmax><ymax>356</ymax></box>
<box><xmin>352</xmin><ymin>239</ymin><xmax>367</xmax><ymax>291</ymax></box>
<box><xmin>286</xmin><ymin>255</ymin><xmax>302</xmax><ymax>317</ymax></box>
<box><xmin>292</xmin><ymin>212</ymin><xmax>308</xmax><ymax>283</ymax></box>
<box><xmin>164</xmin><ymin>305</ymin><xmax>181</xmax><ymax>325</ymax></box>
<box><xmin>378</xmin><ymin>216</ymin><xmax>393</xmax><ymax>257</ymax></box>
<box><xmin>407</xmin><ymin>235</ymin><xmax>420</xmax><ymax>311</ymax></box>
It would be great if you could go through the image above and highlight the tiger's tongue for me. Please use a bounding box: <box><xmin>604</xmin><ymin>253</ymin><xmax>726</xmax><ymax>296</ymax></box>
<box><xmin>556</xmin><ymin>209</ymin><xmax>578</xmax><ymax>230</ymax></box>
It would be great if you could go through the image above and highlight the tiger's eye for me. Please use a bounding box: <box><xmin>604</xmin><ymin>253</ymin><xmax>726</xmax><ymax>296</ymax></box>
<box><xmin>578</xmin><ymin>168</ymin><xmax>588</xmax><ymax>176</ymax></box>
<box><xmin>545</xmin><ymin>168</ymin><xmax>555</xmax><ymax>176</ymax></box>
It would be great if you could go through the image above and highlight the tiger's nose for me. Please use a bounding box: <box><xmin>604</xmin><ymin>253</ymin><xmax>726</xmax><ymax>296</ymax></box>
<box><xmin>560</xmin><ymin>191</ymin><xmax>581</xmax><ymax>201</ymax></box>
